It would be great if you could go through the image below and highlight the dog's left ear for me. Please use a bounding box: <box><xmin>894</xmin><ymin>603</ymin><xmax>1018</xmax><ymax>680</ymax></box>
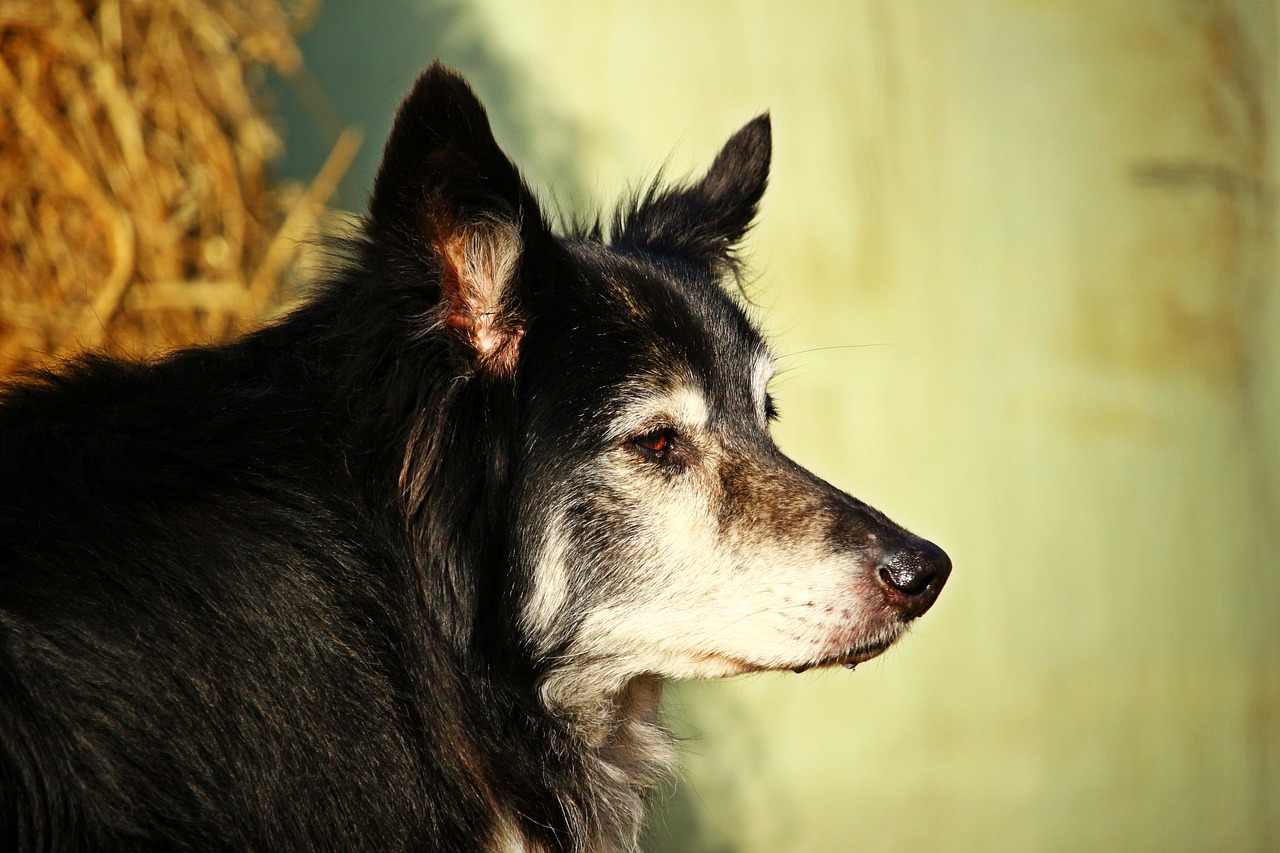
<box><xmin>369</xmin><ymin>62</ymin><xmax>548</xmax><ymax>376</ymax></box>
<box><xmin>614</xmin><ymin>115</ymin><xmax>771</xmax><ymax>279</ymax></box>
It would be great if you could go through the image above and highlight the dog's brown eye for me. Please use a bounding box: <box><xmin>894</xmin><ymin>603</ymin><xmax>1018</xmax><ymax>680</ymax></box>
<box><xmin>633</xmin><ymin>428</ymin><xmax>675</xmax><ymax>459</ymax></box>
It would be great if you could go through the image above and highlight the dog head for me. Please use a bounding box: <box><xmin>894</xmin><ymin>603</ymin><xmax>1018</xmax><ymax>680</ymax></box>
<box><xmin>367</xmin><ymin>64</ymin><xmax>949</xmax><ymax>709</ymax></box>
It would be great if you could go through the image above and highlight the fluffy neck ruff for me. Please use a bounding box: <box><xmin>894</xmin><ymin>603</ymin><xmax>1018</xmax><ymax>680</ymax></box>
<box><xmin>536</xmin><ymin>671</ymin><xmax>676</xmax><ymax>852</ymax></box>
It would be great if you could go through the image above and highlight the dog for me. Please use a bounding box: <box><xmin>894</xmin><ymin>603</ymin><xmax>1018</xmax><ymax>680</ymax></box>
<box><xmin>0</xmin><ymin>62</ymin><xmax>950</xmax><ymax>851</ymax></box>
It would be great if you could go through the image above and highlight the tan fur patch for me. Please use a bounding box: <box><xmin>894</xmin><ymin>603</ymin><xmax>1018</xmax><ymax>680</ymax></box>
<box><xmin>435</xmin><ymin>218</ymin><xmax>524</xmax><ymax>375</ymax></box>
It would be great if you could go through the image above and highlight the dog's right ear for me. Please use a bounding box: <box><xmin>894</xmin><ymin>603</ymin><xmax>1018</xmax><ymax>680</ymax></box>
<box><xmin>613</xmin><ymin>115</ymin><xmax>771</xmax><ymax>280</ymax></box>
<box><xmin>369</xmin><ymin>62</ymin><xmax>546</xmax><ymax>377</ymax></box>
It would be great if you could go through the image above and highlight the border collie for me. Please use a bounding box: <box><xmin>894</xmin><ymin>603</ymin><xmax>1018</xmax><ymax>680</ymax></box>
<box><xmin>0</xmin><ymin>63</ymin><xmax>950</xmax><ymax>851</ymax></box>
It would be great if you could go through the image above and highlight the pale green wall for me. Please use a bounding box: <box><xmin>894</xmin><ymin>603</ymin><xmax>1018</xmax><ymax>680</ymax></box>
<box><xmin>277</xmin><ymin>1</ymin><xmax>1279</xmax><ymax>849</ymax></box>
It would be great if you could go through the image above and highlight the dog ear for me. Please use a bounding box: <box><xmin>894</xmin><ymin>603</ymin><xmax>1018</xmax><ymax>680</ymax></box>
<box><xmin>613</xmin><ymin>115</ymin><xmax>771</xmax><ymax>279</ymax></box>
<box><xmin>369</xmin><ymin>62</ymin><xmax>546</xmax><ymax>376</ymax></box>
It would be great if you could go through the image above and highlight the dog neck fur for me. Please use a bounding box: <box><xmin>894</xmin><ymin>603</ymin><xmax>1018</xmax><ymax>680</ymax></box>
<box><xmin>541</xmin><ymin>671</ymin><xmax>675</xmax><ymax>852</ymax></box>
<box><xmin>515</xmin><ymin>539</ymin><xmax>681</xmax><ymax>848</ymax></box>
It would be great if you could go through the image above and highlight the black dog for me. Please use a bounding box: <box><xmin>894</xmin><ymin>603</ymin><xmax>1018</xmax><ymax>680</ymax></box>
<box><xmin>0</xmin><ymin>63</ymin><xmax>949</xmax><ymax>851</ymax></box>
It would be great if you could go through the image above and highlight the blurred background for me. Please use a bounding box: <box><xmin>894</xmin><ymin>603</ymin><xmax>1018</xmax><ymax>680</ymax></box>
<box><xmin>2</xmin><ymin>1</ymin><xmax>1277</xmax><ymax>850</ymax></box>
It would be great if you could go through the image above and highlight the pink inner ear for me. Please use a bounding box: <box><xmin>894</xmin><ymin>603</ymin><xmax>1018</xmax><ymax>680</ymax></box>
<box><xmin>435</xmin><ymin>224</ymin><xmax>524</xmax><ymax>375</ymax></box>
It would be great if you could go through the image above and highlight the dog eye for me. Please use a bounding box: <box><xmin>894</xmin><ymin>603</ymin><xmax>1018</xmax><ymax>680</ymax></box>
<box><xmin>633</xmin><ymin>428</ymin><xmax>677</xmax><ymax>460</ymax></box>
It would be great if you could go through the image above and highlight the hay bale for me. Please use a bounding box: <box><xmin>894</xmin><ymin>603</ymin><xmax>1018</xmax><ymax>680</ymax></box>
<box><xmin>0</xmin><ymin>0</ymin><xmax>355</xmax><ymax>375</ymax></box>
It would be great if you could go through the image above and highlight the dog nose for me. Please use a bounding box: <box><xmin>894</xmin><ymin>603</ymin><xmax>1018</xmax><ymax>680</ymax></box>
<box><xmin>876</xmin><ymin>538</ymin><xmax>951</xmax><ymax>618</ymax></box>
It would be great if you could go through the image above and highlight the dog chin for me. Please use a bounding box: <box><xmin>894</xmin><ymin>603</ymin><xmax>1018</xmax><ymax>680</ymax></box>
<box><xmin>670</xmin><ymin>629</ymin><xmax>905</xmax><ymax>679</ymax></box>
<box><xmin>787</xmin><ymin>628</ymin><xmax>906</xmax><ymax>674</ymax></box>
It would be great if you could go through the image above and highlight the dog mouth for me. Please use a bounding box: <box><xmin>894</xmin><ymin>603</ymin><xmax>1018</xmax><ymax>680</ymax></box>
<box><xmin>788</xmin><ymin>637</ymin><xmax>897</xmax><ymax>675</ymax></box>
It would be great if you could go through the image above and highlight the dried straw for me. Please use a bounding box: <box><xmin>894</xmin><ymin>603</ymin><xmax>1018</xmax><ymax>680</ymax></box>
<box><xmin>0</xmin><ymin>0</ymin><xmax>358</xmax><ymax>375</ymax></box>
